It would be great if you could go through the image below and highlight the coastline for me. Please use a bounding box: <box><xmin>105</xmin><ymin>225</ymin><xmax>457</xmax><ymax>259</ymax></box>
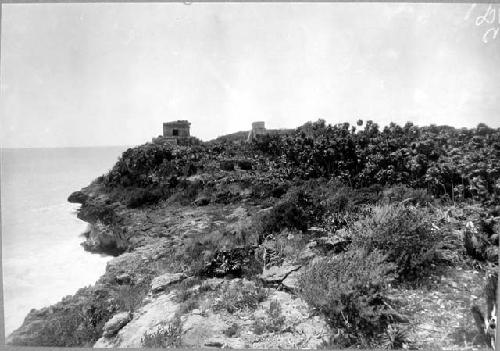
<box><xmin>1</xmin><ymin>146</ymin><xmax>127</xmax><ymax>338</ymax></box>
<box><xmin>6</xmin><ymin>126</ymin><xmax>500</xmax><ymax>348</ymax></box>
<box><xmin>3</xmin><ymin>202</ymin><xmax>112</xmax><ymax>338</ymax></box>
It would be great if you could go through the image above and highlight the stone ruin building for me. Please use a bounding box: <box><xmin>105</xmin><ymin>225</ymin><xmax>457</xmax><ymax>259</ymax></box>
<box><xmin>153</xmin><ymin>120</ymin><xmax>191</xmax><ymax>145</ymax></box>
<box><xmin>247</xmin><ymin>121</ymin><xmax>292</xmax><ymax>142</ymax></box>
<box><xmin>152</xmin><ymin>119</ymin><xmax>291</xmax><ymax>145</ymax></box>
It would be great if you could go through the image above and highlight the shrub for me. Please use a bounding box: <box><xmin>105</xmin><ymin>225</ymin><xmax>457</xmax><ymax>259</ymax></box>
<box><xmin>114</xmin><ymin>281</ymin><xmax>150</xmax><ymax>313</ymax></box>
<box><xmin>141</xmin><ymin>315</ymin><xmax>183</xmax><ymax>348</ymax></box>
<box><xmin>322</xmin><ymin>185</ymin><xmax>378</xmax><ymax>231</ymax></box>
<box><xmin>174</xmin><ymin>276</ymin><xmax>202</xmax><ymax>302</ymax></box>
<box><xmin>237</xmin><ymin>159</ymin><xmax>253</xmax><ymax>170</ymax></box>
<box><xmin>382</xmin><ymin>185</ymin><xmax>432</xmax><ymax>206</ymax></box>
<box><xmin>253</xmin><ymin>299</ymin><xmax>286</xmax><ymax>334</ymax></box>
<box><xmin>223</xmin><ymin>323</ymin><xmax>240</xmax><ymax>337</ymax></box>
<box><xmin>172</xmin><ymin>277</ymin><xmax>203</xmax><ymax>315</ymax></box>
<box><xmin>220</xmin><ymin>160</ymin><xmax>235</xmax><ymax>171</ymax></box>
<box><xmin>127</xmin><ymin>188</ymin><xmax>163</xmax><ymax>208</ymax></box>
<box><xmin>253</xmin><ymin>317</ymin><xmax>268</xmax><ymax>335</ymax></box>
<box><xmin>266</xmin><ymin>230</ymin><xmax>308</xmax><ymax>263</ymax></box>
<box><xmin>297</xmin><ymin>249</ymin><xmax>396</xmax><ymax>346</ymax></box>
<box><xmin>182</xmin><ymin>231</ymin><xmax>226</xmax><ymax>274</ymax></box>
<box><xmin>350</xmin><ymin>204</ymin><xmax>442</xmax><ymax>281</ymax></box>
<box><xmin>105</xmin><ymin>144</ymin><xmax>175</xmax><ymax>187</ymax></box>
<box><xmin>380</xmin><ymin>324</ymin><xmax>411</xmax><ymax>349</ymax></box>
<box><xmin>178</xmin><ymin>298</ymin><xmax>199</xmax><ymax>315</ymax></box>
<box><xmin>259</xmin><ymin>187</ymin><xmax>323</xmax><ymax>235</ymax></box>
<box><xmin>214</xmin><ymin>280</ymin><xmax>268</xmax><ymax>314</ymax></box>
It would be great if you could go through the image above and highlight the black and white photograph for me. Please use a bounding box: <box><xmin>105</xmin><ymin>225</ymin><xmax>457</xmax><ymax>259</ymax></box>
<box><xmin>1</xmin><ymin>1</ymin><xmax>500</xmax><ymax>349</ymax></box>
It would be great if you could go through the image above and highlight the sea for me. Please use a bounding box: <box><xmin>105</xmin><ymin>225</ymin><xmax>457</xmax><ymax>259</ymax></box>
<box><xmin>1</xmin><ymin>146</ymin><xmax>129</xmax><ymax>337</ymax></box>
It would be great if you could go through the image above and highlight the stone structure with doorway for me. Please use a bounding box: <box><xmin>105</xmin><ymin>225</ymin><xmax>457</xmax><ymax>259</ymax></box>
<box><xmin>163</xmin><ymin>120</ymin><xmax>191</xmax><ymax>139</ymax></box>
<box><xmin>153</xmin><ymin>120</ymin><xmax>192</xmax><ymax>145</ymax></box>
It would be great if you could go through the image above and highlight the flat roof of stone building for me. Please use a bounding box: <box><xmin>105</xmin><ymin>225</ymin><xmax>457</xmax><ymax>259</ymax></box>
<box><xmin>163</xmin><ymin>120</ymin><xmax>190</xmax><ymax>125</ymax></box>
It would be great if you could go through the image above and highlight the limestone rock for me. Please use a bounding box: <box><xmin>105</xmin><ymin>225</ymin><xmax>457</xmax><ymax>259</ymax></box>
<box><xmin>464</xmin><ymin>223</ymin><xmax>489</xmax><ymax>260</ymax></box>
<box><xmin>96</xmin><ymin>292</ymin><xmax>179</xmax><ymax>348</ymax></box>
<box><xmin>81</xmin><ymin>222</ymin><xmax>125</xmax><ymax>256</ymax></box>
<box><xmin>182</xmin><ymin>313</ymin><xmax>228</xmax><ymax>348</ymax></box>
<box><xmin>151</xmin><ymin>273</ymin><xmax>187</xmax><ymax>293</ymax></box>
<box><xmin>194</xmin><ymin>196</ymin><xmax>210</xmax><ymax>206</ymax></box>
<box><xmin>67</xmin><ymin>190</ymin><xmax>89</xmax><ymax>204</ymax></box>
<box><xmin>260</xmin><ymin>264</ymin><xmax>301</xmax><ymax>284</ymax></box>
<box><xmin>102</xmin><ymin>312</ymin><xmax>132</xmax><ymax>338</ymax></box>
<box><xmin>205</xmin><ymin>339</ymin><xmax>224</xmax><ymax>348</ymax></box>
<box><xmin>490</xmin><ymin>233</ymin><xmax>499</xmax><ymax>245</ymax></box>
<box><xmin>298</xmin><ymin>242</ymin><xmax>317</xmax><ymax>261</ymax></box>
<box><xmin>316</xmin><ymin>236</ymin><xmax>350</xmax><ymax>253</ymax></box>
<box><xmin>281</xmin><ymin>268</ymin><xmax>304</xmax><ymax>292</ymax></box>
<box><xmin>486</xmin><ymin>245</ymin><xmax>499</xmax><ymax>263</ymax></box>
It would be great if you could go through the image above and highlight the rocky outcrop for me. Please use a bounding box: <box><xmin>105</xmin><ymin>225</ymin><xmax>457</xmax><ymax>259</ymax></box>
<box><xmin>151</xmin><ymin>273</ymin><xmax>187</xmax><ymax>293</ymax></box>
<box><xmin>96</xmin><ymin>279</ymin><xmax>330</xmax><ymax>349</ymax></box>
<box><xmin>94</xmin><ymin>292</ymin><xmax>179</xmax><ymax>348</ymax></box>
<box><xmin>260</xmin><ymin>263</ymin><xmax>301</xmax><ymax>285</ymax></box>
<box><xmin>102</xmin><ymin>312</ymin><xmax>132</xmax><ymax>337</ymax></box>
<box><xmin>315</xmin><ymin>235</ymin><xmax>351</xmax><ymax>254</ymax></box>
<box><xmin>81</xmin><ymin>221</ymin><xmax>126</xmax><ymax>256</ymax></box>
<box><xmin>463</xmin><ymin>220</ymin><xmax>498</xmax><ymax>263</ymax></box>
<box><xmin>281</xmin><ymin>267</ymin><xmax>305</xmax><ymax>292</ymax></box>
<box><xmin>67</xmin><ymin>190</ymin><xmax>89</xmax><ymax>204</ymax></box>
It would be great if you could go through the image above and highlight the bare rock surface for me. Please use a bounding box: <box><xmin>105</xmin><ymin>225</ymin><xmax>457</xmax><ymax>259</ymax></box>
<box><xmin>180</xmin><ymin>289</ymin><xmax>330</xmax><ymax>349</ymax></box>
<box><xmin>94</xmin><ymin>277</ymin><xmax>329</xmax><ymax>349</ymax></box>
<box><xmin>94</xmin><ymin>292</ymin><xmax>179</xmax><ymax>348</ymax></box>
<box><xmin>260</xmin><ymin>263</ymin><xmax>301</xmax><ymax>284</ymax></box>
<box><xmin>102</xmin><ymin>312</ymin><xmax>132</xmax><ymax>337</ymax></box>
<box><xmin>281</xmin><ymin>267</ymin><xmax>305</xmax><ymax>292</ymax></box>
<box><xmin>151</xmin><ymin>273</ymin><xmax>187</xmax><ymax>293</ymax></box>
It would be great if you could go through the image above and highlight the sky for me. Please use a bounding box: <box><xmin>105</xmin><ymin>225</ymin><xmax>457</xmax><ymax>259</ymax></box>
<box><xmin>1</xmin><ymin>2</ymin><xmax>499</xmax><ymax>148</ymax></box>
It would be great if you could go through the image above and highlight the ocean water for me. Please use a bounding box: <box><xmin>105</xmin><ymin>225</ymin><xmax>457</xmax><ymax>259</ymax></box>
<box><xmin>1</xmin><ymin>146</ymin><xmax>128</xmax><ymax>337</ymax></box>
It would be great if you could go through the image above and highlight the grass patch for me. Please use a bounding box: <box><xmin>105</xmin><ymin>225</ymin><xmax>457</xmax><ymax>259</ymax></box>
<box><xmin>214</xmin><ymin>280</ymin><xmax>268</xmax><ymax>314</ymax></box>
<box><xmin>141</xmin><ymin>314</ymin><xmax>183</xmax><ymax>348</ymax></box>
<box><xmin>253</xmin><ymin>299</ymin><xmax>285</xmax><ymax>335</ymax></box>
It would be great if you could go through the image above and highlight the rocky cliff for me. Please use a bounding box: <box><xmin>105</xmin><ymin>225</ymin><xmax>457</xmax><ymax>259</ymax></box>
<box><xmin>7</xmin><ymin>121</ymin><xmax>500</xmax><ymax>349</ymax></box>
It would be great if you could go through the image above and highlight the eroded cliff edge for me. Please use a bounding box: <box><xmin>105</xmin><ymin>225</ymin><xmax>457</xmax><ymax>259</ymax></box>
<box><xmin>8</xmin><ymin>122</ymin><xmax>500</xmax><ymax>349</ymax></box>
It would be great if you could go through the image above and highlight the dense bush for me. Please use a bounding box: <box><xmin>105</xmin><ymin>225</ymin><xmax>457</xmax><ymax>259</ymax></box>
<box><xmin>259</xmin><ymin>183</ymin><xmax>327</xmax><ymax>235</ymax></box>
<box><xmin>297</xmin><ymin>249</ymin><xmax>397</xmax><ymax>346</ymax></box>
<box><xmin>223</xmin><ymin>323</ymin><xmax>241</xmax><ymax>337</ymax></box>
<box><xmin>12</xmin><ymin>287</ymin><xmax>116</xmax><ymax>347</ymax></box>
<box><xmin>181</xmin><ymin>228</ymin><xmax>259</xmax><ymax>275</ymax></box>
<box><xmin>381</xmin><ymin>185</ymin><xmax>432</xmax><ymax>206</ymax></box>
<box><xmin>104</xmin><ymin>144</ymin><xmax>175</xmax><ymax>187</ymax></box>
<box><xmin>254</xmin><ymin>120</ymin><xmax>500</xmax><ymax>204</ymax></box>
<box><xmin>127</xmin><ymin>188</ymin><xmax>164</xmax><ymax>208</ymax></box>
<box><xmin>322</xmin><ymin>182</ymin><xmax>382</xmax><ymax>231</ymax></box>
<box><xmin>220</xmin><ymin>160</ymin><xmax>235</xmax><ymax>171</ymax></box>
<box><xmin>113</xmin><ymin>281</ymin><xmax>150</xmax><ymax>313</ymax></box>
<box><xmin>350</xmin><ymin>204</ymin><xmax>442</xmax><ymax>281</ymax></box>
<box><xmin>99</xmin><ymin>121</ymin><xmax>499</xmax><ymax>207</ymax></box>
<box><xmin>237</xmin><ymin>159</ymin><xmax>253</xmax><ymax>170</ymax></box>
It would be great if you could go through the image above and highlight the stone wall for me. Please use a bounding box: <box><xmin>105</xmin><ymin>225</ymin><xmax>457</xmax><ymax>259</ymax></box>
<box><xmin>163</xmin><ymin>120</ymin><xmax>191</xmax><ymax>138</ymax></box>
<box><xmin>247</xmin><ymin>121</ymin><xmax>293</xmax><ymax>141</ymax></box>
